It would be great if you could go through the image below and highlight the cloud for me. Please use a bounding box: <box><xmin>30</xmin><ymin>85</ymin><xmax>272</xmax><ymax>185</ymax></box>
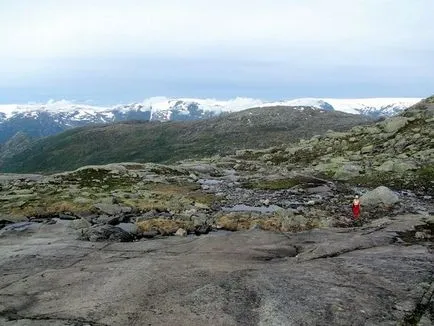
<box><xmin>1</xmin><ymin>0</ymin><xmax>432</xmax><ymax>60</ymax></box>
<box><xmin>0</xmin><ymin>0</ymin><xmax>432</xmax><ymax>102</ymax></box>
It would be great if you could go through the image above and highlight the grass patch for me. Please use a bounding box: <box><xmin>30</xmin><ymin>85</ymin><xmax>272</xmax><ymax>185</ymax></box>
<box><xmin>9</xmin><ymin>199</ymin><xmax>93</xmax><ymax>217</ymax></box>
<box><xmin>349</xmin><ymin>167</ymin><xmax>434</xmax><ymax>194</ymax></box>
<box><xmin>61</xmin><ymin>168</ymin><xmax>137</xmax><ymax>190</ymax></box>
<box><xmin>137</xmin><ymin>219</ymin><xmax>194</xmax><ymax>235</ymax></box>
<box><xmin>216</xmin><ymin>213</ymin><xmax>320</xmax><ymax>232</ymax></box>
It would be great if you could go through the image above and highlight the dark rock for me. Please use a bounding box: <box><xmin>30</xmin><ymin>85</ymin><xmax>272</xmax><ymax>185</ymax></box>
<box><xmin>0</xmin><ymin>219</ymin><xmax>14</xmax><ymax>229</ymax></box>
<box><xmin>141</xmin><ymin>230</ymin><xmax>158</xmax><ymax>239</ymax></box>
<box><xmin>28</xmin><ymin>218</ymin><xmax>46</xmax><ymax>223</ymax></box>
<box><xmin>194</xmin><ymin>224</ymin><xmax>212</xmax><ymax>235</ymax></box>
<box><xmin>305</xmin><ymin>185</ymin><xmax>332</xmax><ymax>194</ymax></box>
<box><xmin>79</xmin><ymin>225</ymin><xmax>135</xmax><ymax>242</ymax></box>
<box><xmin>95</xmin><ymin>214</ymin><xmax>119</xmax><ymax>225</ymax></box>
<box><xmin>58</xmin><ymin>213</ymin><xmax>77</xmax><ymax>220</ymax></box>
<box><xmin>0</xmin><ymin>222</ymin><xmax>40</xmax><ymax>235</ymax></box>
<box><xmin>158</xmin><ymin>212</ymin><xmax>173</xmax><ymax>218</ymax></box>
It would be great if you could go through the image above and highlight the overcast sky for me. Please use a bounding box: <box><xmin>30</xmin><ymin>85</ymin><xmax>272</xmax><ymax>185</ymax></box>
<box><xmin>0</xmin><ymin>0</ymin><xmax>433</xmax><ymax>104</ymax></box>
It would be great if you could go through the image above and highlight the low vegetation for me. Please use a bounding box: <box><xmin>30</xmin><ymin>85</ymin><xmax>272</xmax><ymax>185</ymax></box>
<box><xmin>0</xmin><ymin>106</ymin><xmax>372</xmax><ymax>173</ymax></box>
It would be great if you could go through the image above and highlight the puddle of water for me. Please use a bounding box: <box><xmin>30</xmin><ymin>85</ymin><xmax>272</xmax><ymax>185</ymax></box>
<box><xmin>222</xmin><ymin>204</ymin><xmax>283</xmax><ymax>213</ymax></box>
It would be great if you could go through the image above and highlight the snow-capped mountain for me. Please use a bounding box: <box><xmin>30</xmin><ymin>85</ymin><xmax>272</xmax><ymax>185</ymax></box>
<box><xmin>0</xmin><ymin>97</ymin><xmax>422</xmax><ymax>144</ymax></box>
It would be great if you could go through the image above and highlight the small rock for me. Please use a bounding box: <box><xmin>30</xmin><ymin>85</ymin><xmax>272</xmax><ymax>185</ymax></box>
<box><xmin>93</xmin><ymin>203</ymin><xmax>123</xmax><ymax>215</ymax></box>
<box><xmin>175</xmin><ymin>228</ymin><xmax>187</xmax><ymax>237</ymax></box>
<box><xmin>0</xmin><ymin>219</ymin><xmax>14</xmax><ymax>229</ymax></box>
<box><xmin>69</xmin><ymin>218</ymin><xmax>92</xmax><ymax>230</ymax></box>
<box><xmin>73</xmin><ymin>197</ymin><xmax>92</xmax><ymax>204</ymax></box>
<box><xmin>58</xmin><ymin>213</ymin><xmax>76</xmax><ymax>220</ymax></box>
<box><xmin>306</xmin><ymin>185</ymin><xmax>331</xmax><ymax>194</ymax></box>
<box><xmin>117</xmin><ymin>223</ymin><xmax>140</xmax><ymax>235</ymax></box>
<box><xmin>414</xmin><ymin>231</ymin><xmax>426</xmax><ymax>240</ymax></box>
<box><xmin>136</xmin><ymin>210</ymin><xmax>158</xmax><ymax>222</ymax></box>
<box><xmin>194</xmin><ymin>224</ymin><xmax>212</xmax><ymax>235</ymax></box>
<box><xmin>142</xmin><ymin>230</ymin><xmax>158</xmax><ymax>239</ymax></box>
<box><xmin>0</xmin><ymin>222</ymin><xmax>41</xmax><ymax>236</ymax></box>
<box><xmin>194</xmin><ymin>202</ymin><xmax>210</xmax><ymax>210</ymax></box>
<box><xmin>95</xmin><ymin>215</ymin><xmax>119</xmax><ymax>225</ymax></box>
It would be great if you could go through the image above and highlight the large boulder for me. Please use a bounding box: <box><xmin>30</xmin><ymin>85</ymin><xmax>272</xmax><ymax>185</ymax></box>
<box><xmin>377</xmin><ymin>160</ymin><xmax>417</xmax><ymax>173</ymax></box>
<box><xmin>333</xmin><ymin>163</ymin><xmax>362</xmax><ymax>181</ymax></box>
<box><xmin>381</xmin><ymin>117</ymin><xmax>409</xmax><ymax>134</ymax></box>
<box><xmin>360</xmin><ymin>186</ymin><xmax>400</xmax><ymax>208</ymax></box>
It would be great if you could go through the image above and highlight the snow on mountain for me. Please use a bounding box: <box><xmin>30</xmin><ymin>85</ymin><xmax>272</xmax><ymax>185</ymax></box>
<box><xmin>0</xmin><ymin>97</ymin><xmax>421</xmax><ymax>121</ymax></box>
<box><xmin>257</xmin><ymin>98</ymin><xmax>335</xmax><ymax>111</ymax></box>
<box><xmin>252</xmin><ymin>97</ymin><xmax>421</xmax><ymax>117</ymax></box>
<box><xmin>322</xmin><ymin>98</ymin><xmax>422</xmax><ymax>117</ymax></box>
<box><xmin>0</xmin><ymin>96</ymin><xmax>422</xmax><ymax>144</ymax></box>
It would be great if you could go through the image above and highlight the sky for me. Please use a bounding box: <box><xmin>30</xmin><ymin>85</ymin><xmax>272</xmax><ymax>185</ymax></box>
<box><xmin>0</xmin><ymin>0</ymin><xmax>433</xmax><ymax>105</ymax></box>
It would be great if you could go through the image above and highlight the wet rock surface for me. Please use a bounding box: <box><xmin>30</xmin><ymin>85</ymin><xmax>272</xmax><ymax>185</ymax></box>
<box><xmin>0</xmin><ymin>215</ymin><xmax>432</xmax><ymax>325</ymax></box>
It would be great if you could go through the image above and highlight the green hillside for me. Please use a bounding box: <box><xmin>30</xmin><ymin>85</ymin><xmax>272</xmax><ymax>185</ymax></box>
<box><xmin>0</xmin><ymin>106</ymin><xmax>373</xmax><ymax>173</ymax></box>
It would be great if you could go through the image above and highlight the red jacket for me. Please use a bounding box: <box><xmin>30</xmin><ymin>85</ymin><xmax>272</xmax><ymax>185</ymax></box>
<box><xmin>352</xmin><ymin>200</ymin><xmax>360</xmax><ymax>218</ymax></box>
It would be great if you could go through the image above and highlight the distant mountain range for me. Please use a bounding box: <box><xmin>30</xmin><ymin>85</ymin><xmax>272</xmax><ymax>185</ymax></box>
<box><xmin>0</xmin><ymin>97</ymin><xmax>421</xmax><ymax>144</ymax></box>
<box><xmin>0</xmin><ymin>106</ymin><xmax>374</xmax><ymax>173</ymax></box>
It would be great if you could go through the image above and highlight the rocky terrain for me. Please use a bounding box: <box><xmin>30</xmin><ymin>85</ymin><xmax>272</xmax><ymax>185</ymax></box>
<box><xmin>0</xmin><ymin>97</ymin><xmax>433</xmax><ymax>325</ymax></box>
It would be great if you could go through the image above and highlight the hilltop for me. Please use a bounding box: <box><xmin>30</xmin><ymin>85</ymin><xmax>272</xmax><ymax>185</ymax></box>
<box><xmin>234</xmin><ymin>96</ymin><xmax>434</xmax><ymax>195</ymax></box>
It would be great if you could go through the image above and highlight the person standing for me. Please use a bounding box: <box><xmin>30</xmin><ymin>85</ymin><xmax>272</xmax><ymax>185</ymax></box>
<box><xmin>352</xmin><ymin>195</ymin><xmax>361</xmax><ymax>220</ymax></box>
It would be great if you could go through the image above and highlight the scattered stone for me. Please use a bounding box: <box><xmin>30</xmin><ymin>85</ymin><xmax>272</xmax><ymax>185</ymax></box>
<box><xmin>0</xmin><ymin>219</ymin><xmax>14</xmax><ymax>229</ymax></box>
<box><xmin>333</xmin><ymin>163</ymin><xmax>362</xmax><ymax>180</ymax></box>
<box><xmin>360</xmin><ymin>145</ymin><xmax>373</xmax><ymax>154</ymax></box>
<box><xmin>58</xmin><ymin>213</ymin><xmax>77</xmax><ymax>220</ymax></box>
<box><xmin>175</xmin><ymin>228</ymin><xmax>187</xmax><ymax>237</ymax></box>
<box><xmin>69</xmin><ymin>218</ymin><xmax>92</xmax><ymax>230</ymax></box>
<box><xmin>95</xmin><ymin>215</ymin><xmax>119</xmax><ymax>225</ymax></box>
<box><xmin>73</xmin><ymin>197</ymin><xmax>92</xmax><ymax>204</ymax></box>
<box><xmin>93</xmin><ymin>203</ymin><xmax>131</xmax><ymax>215</ymax></box>
<box><xmin>306</xmin><ymin>185</ymin><xmax>332</xmax><ymax>194</ymax></box>
<box><xmin>0</xmin><ymin>222</ymin><xmax>40</xmax><ymax>236</ymax></box>
<box><xmin>142</xmin><ymin>230</ymin><xmax>159</xmax><ymax>239</ymax></box>
<box><xmin>194</xmin><ymin>224</ymin><xmax>212</xmax><ymax>235</ymax></box>
<box><xmin>117</xmin><ymin>222</ymin><xmax>140</xmax><ymax>235</ymax></box>
<box><xmin>79</xmin><ymin>225</ymin><xmax>135</xmax><ymax>242</ymax></box>
<box><xmin>136</xmin><ymin>210</ymin><xmax>158</xmax><ymax>222</ymax></box>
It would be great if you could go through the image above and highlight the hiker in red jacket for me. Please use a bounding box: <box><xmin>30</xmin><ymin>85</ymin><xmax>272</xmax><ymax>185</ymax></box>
<box><xmin>352</xmin><ymin>195</ymin><xmax>361</xmax><ymax>219</ymax></box>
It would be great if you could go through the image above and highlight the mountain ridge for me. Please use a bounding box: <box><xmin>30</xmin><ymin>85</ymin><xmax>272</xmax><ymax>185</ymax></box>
<box><xmin>0</xmin><ymin>97</ymin><xmax>420</xmax><ymax>145</ymax></box>
<box><xmin>0</xmin><ymin>106</ymin><xmax>374</xmax><ymax>173</ymax></box>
